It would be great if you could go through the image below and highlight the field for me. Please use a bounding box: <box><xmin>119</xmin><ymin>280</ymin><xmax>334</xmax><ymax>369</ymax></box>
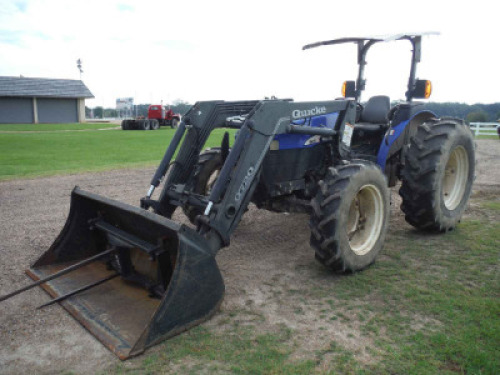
<box><xmin>0</xmin><ymin>125</ymin><xmax>498</xmax><ymax>374</ymax></box>
<box><xmin>0</xmin><ymin>125</ymin><xmax>232</xmax><ymax>180</ymax></box>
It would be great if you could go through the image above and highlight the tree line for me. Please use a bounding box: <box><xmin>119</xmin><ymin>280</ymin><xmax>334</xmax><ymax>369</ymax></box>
<box><xmin>422</xmin><ymin>102</ymin><xmax>500</xmax><ymax>123</ymax></box>
<box><xmin>87</xmin><ymin>100</ymin><xmax>500</xmax><ymax>123</ymax></box>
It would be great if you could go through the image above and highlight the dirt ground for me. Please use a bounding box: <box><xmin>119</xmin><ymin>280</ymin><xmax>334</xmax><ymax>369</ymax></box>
<box><xmin>0</xmin><ymin>140</ymin><xmax>498</xmax><ymax>374</ymax></box>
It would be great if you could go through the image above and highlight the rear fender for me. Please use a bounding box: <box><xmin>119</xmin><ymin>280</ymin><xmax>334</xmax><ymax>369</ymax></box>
<box><xmin>377</xmin><ymin>109</ymin><xmax>436</xmax><ymax>171</ymax></box>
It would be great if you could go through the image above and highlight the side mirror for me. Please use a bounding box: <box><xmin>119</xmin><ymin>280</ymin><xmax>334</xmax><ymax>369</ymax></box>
<box><xmin>342</xmin><ymin>81</ymin><xmax>356</xmax><ymax>98</ymax></box>
<box><xmin>412</xmin><ymin>79</ymin><xmax>432</xmax><ymax>99</ymax></box>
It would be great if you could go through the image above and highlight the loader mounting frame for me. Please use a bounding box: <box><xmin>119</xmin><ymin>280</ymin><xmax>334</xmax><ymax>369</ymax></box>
<box><xmin>144</xmin><ymin>99</ymin><xmax>357</xmax><ymax>248</ymax></box>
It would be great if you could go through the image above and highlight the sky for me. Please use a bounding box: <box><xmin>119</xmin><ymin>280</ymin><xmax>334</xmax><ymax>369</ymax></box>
<box><xmin>0</xmin><ymin>0</ymin><xmax>498</xmax><ymax>108</ymax></box>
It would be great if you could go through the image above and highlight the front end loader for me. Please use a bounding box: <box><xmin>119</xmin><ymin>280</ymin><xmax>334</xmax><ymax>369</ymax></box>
<box><xmin>1</xmin><ymin>33</ymin><xmax>475</xmax><ymax>359</ymax></box>
<box><xmin>1</xmin><ymin>99</ymin><xmax>356</xmax><ymax>359</ymax></box>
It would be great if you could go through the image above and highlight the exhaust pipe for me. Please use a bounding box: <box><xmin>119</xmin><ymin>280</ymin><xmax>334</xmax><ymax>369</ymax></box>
<box><xmin>24</xmin><ymin>187</ymin><xmax>224</xmax><ymax>359</ymax></box>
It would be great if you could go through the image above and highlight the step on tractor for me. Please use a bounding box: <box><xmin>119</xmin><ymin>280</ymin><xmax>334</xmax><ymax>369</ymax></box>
<box><xmin>1</xmin><ymin>33</ymin><xmax>475</xmax><ymax>359</ymax></box>
<box><xmin>121</xmin><ymin>105</ymin><xmax>181</xmax><ymax>130</ymax></box>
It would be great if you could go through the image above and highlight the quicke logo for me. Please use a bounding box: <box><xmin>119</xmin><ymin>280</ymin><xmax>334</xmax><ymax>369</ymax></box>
<box><xmin>292</xmin><ymin>106</ymin><xmax>327</xmax><ymax>119</ymax></box>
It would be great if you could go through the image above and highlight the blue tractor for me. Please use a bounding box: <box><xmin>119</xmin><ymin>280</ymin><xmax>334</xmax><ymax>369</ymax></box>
<box><xmin>183</xmin><ymin>32</ymin><xmax>475</xmax><ymax>271</ymax></box>
<box><xmin>2</xmin><ymin>33</ymin><xmax>475</xmax><ymax>358</ymax></box>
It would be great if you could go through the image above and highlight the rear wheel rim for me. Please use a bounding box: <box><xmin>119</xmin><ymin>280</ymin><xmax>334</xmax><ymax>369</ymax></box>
<box><xmin>442</xmin><ymin>146</ymin><xmax>469</xmax><ymax>210</ymax></box>
<box><xmin>346</xmin><ymin>184</ymin><xmax>384</xmax><ymax>256</ymax></box>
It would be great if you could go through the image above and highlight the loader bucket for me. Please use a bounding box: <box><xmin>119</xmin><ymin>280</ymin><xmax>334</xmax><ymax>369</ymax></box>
<box><xmin>26</xmin><ymin>187</ymin><xmax>224</xmax><ymax>360</ymax></box>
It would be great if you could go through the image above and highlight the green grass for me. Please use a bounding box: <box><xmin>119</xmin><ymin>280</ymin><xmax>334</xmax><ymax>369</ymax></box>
<box><xmin>0</xmin><ymin>123</ymin><xmax>118</xmax><ymax>131</ymax></box>
<box><xmin>481</xmin><ymin>200</ymin><xmax>500</xmax><ymax>211</ymax></box>
<box><xmin>475</xmin><ymin>134</ymin><xmax>499</xmax><ymax>140</ymax></box>
<box><xmin>318</xmin><ymin>215</ymin><xmax>500</xmax><ymax>374</ymax></box>
<box><xmin>368</xmin><ymin>219</ymin><xmax>500</xmax><ymax>374</ymax></box>
<box><xmin>101</xmin><ymin>200</ymin><xmax>499</xmax><ymax>375</ymax></box>
<box><xmin>0</xmin><ymin>127</ymin><xmax>234</xmax><ymax>180</ymax></box>
<box><xmin>110</xmin><ymin>326</ymin><xmax>317</xmax><ymax>375</ymax></box>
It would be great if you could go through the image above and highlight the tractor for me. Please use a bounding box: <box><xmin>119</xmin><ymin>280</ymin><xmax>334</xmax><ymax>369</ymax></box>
<box><xmin>121</xmin><ymin>104</ymin><xmax>181</xmax><ymax>130</ymax></box>
<box><xmin>1</xmin><ymin>33</ymin><xmax>475</xmax><ymax>359</ymax></box>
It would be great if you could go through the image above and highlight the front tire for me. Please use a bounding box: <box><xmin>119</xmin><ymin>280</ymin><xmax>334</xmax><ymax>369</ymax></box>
<box><xmin>310</xmin><ymin>163</ymin><xmax>390</xmax><ymax>272</ymax></box>
<box><xmin>171</xmin><ymin>118</ymin><xmax>180</xmax><ymax>129</ymax></box>
<box><xmin>183</xmin><ymin>148</ymin><xmax>224</xmax><ymax>223</ymax></box>
<box><xmin>399</xmin><ymin>118</ymin><xmax>475</xmax><ymax>231</ymax></box>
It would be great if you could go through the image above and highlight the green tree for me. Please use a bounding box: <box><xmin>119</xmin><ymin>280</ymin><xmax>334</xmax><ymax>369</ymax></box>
<box><xmin>171</xmin><ymin>100</ymin><xmax>192</xmax><ymax>115</ymax></box>
<box><xmin>93</xmin><ymin>106</ymin><xmax>103</xmax><ymax>118</ymax></box>
<box><xmin>466</xmin><ymin>110</ymin><xmax>489</xmax><ymax>123</ymax></box>
<box><xmin>103</xmin><ymin>108</ymin><xmax>117</xmax><ymax>118</ymax></box>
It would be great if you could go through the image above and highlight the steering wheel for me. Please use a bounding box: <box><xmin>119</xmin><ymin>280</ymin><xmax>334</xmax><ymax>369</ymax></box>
<box><xmin>355</xmin><ymin>102</ymin><xmax>363</xmax><ymax>122</ymax></box>
<box><xmin>386</xmin><ymin>105</ymin><xmax>400</xmax><ymax>123</ymax></box>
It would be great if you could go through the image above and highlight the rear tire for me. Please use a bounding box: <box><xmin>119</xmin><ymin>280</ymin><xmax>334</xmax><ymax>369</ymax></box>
<box><xmin>142</xmin><ymin>120</ymin><xmax>151</xmax><ymax>130</ymax></box>
<box><xmin>121</xmin><ymin>120</ymin><xmax>129</xmax><ymax>130</ymax></box>
<box><xmin>399</xmin><ymin>118</ymin><xmax>475</xmax><ymax>231</ymax></box>
<box><xmin>310</xmin><ymin>163</ymin><xmax>390</xmax><ymax>272</ymax></box>
<box><xmin>150</xmin><ymin>119</ymin><xmax>160</xmax><ymax>130</ymax></box>
<box><xmin>183</xmin><ymin>148</ymin><xmax>223</xmax><ymax>223</ymax></box>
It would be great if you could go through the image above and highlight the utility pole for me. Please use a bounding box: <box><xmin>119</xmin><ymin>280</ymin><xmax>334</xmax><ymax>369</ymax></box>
<box><xmin>76</xmin><ymin>59</ymin><xmax>83</xmax><ymax>80</ymax></box>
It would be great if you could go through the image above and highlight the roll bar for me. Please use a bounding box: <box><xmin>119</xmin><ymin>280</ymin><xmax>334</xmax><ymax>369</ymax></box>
<box><xmin>303</xmin><ymin>32</ymin><xmax>440</xmax><ymax>102</ymax></box>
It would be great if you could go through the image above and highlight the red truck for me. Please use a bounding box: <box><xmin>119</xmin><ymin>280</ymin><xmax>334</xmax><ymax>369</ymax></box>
<box><xmin>121</xmin><ymin>105</ymin><xmax>182</xmax><ymax>130</ymax></box>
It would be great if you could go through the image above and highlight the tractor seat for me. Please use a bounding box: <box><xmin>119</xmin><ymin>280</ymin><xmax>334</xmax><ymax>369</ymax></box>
<box><xmin>355</xmin><ymin>95</ymin><xmax>391</xmax><ymax>136</ymax></box>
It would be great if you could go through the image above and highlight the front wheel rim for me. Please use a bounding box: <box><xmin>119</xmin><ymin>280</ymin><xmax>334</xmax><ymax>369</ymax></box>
<box><xmin>442</xmin><ymin>146</ymin><xmax>469</xmax><ymax>210</ymax></box>
<box><xmin>346</xmin><ymin>184</ymin><xmax>385</xmax><ymax>256</ymax></box>
<box><xmin>205</xmin><ymin>169</ymin><xmax>220</xmax><ymax>195</ymax></box>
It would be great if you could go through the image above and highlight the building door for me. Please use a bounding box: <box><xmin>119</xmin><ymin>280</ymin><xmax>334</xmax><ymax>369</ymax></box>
<box><xmin>38</xmin><ymin>98</ymin><xmax>78</xmax><ymax>123</ymax></box>
<box><xmin>0</xmin><ymin>98</ymin><xmax>34</xmax><ymax>124</ymax></box>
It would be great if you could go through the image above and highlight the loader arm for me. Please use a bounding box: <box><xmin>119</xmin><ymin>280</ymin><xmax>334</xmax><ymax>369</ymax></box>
<box><xmin>152</xmin><ymin>100</ymin><xmax>260</xmax><ymax>217</ymax></box>
<box><xmin>151</xmin><ymin>99</ymin><xmax>356</xmax><ymax>249</ymax></box>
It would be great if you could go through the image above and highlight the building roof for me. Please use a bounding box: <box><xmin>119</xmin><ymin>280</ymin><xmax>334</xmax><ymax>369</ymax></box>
<box><xmin>0</xmin><ymin>76</ymin><xmax>94</xmax><ymax>99</ymax></box>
